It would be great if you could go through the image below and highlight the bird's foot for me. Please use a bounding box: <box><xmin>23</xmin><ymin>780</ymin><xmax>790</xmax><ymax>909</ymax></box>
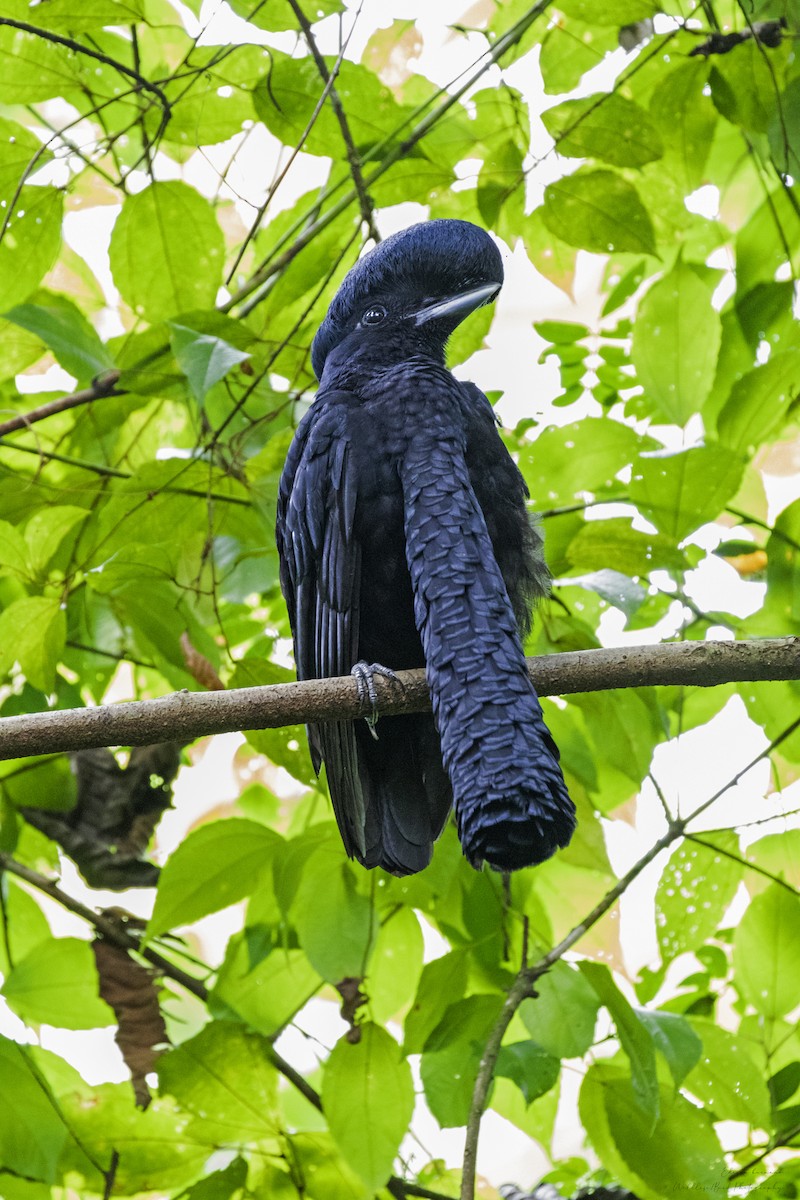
<box><xmin>351</xmin><ymin>661</ymin><xmax>399</xmax><ymax>739</ymax></box>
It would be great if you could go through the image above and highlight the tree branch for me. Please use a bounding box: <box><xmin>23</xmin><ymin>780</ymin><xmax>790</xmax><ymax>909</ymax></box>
<box><xmin>0</xmin><ymin>19</ymin><xmax>171</xmax><ymax>137</ymax></box>
<box><xmin>0</xmin><ymin>851</ymin><xmax>455</xmax><ymax>1200</ymax></box>
<box><xmin>0</xmin><ymin>371</ymin><xmax>122</xmax><ymax>438</ymax></box>
<box><xmin>459</xmin><ymin>710</ymin><xmax>800</xmax><ymax>1200</ymax></box>
<box><xmin>287</xmin><ymin>0</ymin><xmax>380</xmax><ymax>244</ymax></box>
<box><xmin>224</xmin><ymin>0</ymin><xmax>556</xmax><ymax>311</ymax></box>
<box><xmin>0</xmin><ymin>638</ymin><xmax>797</xmax><ymax>762</ymax></box>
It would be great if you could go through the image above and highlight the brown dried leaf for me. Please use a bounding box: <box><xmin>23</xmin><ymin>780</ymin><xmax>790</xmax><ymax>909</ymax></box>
<box><xmin>180</xmin><ymin>631</ymin><xmax>225</xmax><ymax>691</ymax></box>
<box><xmin>93</xmin><ymin>938</ymin><xmax>169</xmax><ymax>1107</ymax></box>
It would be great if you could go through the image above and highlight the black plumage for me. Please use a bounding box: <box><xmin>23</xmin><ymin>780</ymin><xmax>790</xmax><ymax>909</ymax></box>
<box><xmin>276</xmin><ymin>219</ymin><xmax>575</xmax><ymax>875</ymax></box>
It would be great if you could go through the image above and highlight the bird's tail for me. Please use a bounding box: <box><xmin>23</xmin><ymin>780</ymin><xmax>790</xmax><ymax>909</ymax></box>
<box><xmin>401</xmin><ymin>445</ymin><xmax>575</xmax><ymax>871</ymax></box>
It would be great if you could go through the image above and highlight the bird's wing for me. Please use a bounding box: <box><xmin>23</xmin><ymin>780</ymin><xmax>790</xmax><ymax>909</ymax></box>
<box><xmin>276</xmin><ymin>398</ymin><xmax>369</xmax><ymax>856</ymax></box>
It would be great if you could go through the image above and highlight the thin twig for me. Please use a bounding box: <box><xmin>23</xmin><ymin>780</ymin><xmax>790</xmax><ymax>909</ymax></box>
<box><xmin>0</xmin><ymin>851</ymin><xmax>452</xmax><ymax>1200</ymax></box>
<box><xmin>0</xmin><ymin>439</ymin><xmax>250</xmax><ymax>506</ymax></box>
<box><xmin>0</xmin><ymin>371</ymin><xmax>122</xmax><ymax>438</ymax></box>
<box><xmin>0</xmin><ymin>19</ymin><xmax>171</xmax><ymax>137</ymax></box>
<box><xmin>287</xmin><ymin>0</ymin><xmax>379</xmax><ymax>243</ymax></box>
<box><xmin>224</xmin><ymin>0</ymin><xmax>557</xmax><ymax>311</ymax></box>
<box><xmin>460</xmin><ymin>711</ymin><xmax>800</xmax><ymax>1199</ymax></box>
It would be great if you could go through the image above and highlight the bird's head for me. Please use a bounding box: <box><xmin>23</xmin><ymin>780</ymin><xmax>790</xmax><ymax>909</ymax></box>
<box><xmin>311</xmin><ymin>219</ymin><xmax>503</xmax><ymax>381</ymax></box>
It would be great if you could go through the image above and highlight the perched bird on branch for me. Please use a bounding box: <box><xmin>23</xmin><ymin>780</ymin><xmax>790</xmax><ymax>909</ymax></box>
<box><xmin>276</xmin><ymin>219</ymin><xmax>575</xmax><ymax>875</ymax></box>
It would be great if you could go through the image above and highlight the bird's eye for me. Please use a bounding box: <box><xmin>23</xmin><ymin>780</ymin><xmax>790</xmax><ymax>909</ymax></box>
<box><xmin>362</xmin><ymin>305</ymin><xmax>387</xmax><ymax>326</ymax></box>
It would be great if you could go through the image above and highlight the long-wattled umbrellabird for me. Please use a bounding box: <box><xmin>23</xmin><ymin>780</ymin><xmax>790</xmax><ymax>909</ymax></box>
<box><xmin>276</xmin><ymin>219</ymin><xmax>576</xmax><ymax>876</ymax></box>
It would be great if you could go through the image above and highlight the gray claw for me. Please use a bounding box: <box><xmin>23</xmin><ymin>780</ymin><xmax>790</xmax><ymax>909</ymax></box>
<box><xmin>351</xmin><ymin>661</ymin><xmax>398</xmax><ymax>738</ymax></box>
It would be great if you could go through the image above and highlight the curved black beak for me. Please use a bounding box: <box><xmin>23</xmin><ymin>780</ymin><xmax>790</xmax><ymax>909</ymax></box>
<box><xmin>413</xmin><ymin>282</ymin><xmax>501</xmax><ymax>326</ymax></box>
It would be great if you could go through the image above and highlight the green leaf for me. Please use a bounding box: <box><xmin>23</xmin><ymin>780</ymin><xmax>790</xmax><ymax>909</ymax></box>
<box><xmin>0</xmin><ymin>117</ymin><xmax>51</xmax><ymax>201</ymax></box>
<box><xmin>733</xmin><ymin>883</ymin><xmax>800</xmax><ymax>1019</ymax></box>
<box><xmin>557</xmin><ymin>0</ymin><xmax>657</xmax><ymax>20</ymax></box>
<box><xmin>253</xmin><ymin>52</ymin><xmax>406</xmax><ymax>158</ymax></box>
<box><xmin>322</xmin><ymin>1023</ymin><xmax>414</xmax><ymax>1190</ymax></box>
<box><xmin>0</xmin><ymin>595</ymin><xmax>66</xmax><ymax>692</ymax></box>
<box><xmin>17</xmin><ymin>0</ymin><xmax>146</xmax><ymax>31</ymax></box>
<box><xmin>2</xmin><ymin>937</ymin><xmax>114</xmax><ymax>1028</ymax></box>
<box><xmin>0</xmin><ymin>186</ymin><xmax>63</xmax><ymax>309</ymax></box>
<box><xmin>579</xmin><ymin>1061</ymin><xmax>726</xmax><ymax>1200</ymax></box>
<box><xmin>710</xmin><ymin>38</ymin><xmax>782</xmax><ymax>135</ymax></box>
<box><xmin>0</xmin><ymin>1037</ymin><xmax>67</xmax><ymax>1181</ymax></box>
<box><xmin>522</xmin><ymin>207</ymin><xmax>577</xmax><ymax>296</ymax></box>
<box><xmin>495</xmin><ymin>1041</ymin><xmax>560</xmax><ymax>1105</ymax></box>
<box><xmin>109</xmin><ymin>182</ymin><xmax>224</xmax><ymax>323</ymax></box>
<box><xmin>0</xmin><ymin>518</ymin><xmax>30</xmax><ymax>578</ymax></box>
<box><xmin>655</xmin><ymin>832</ymin><xmax>742</xmax><ymax>963</ymax></box>
<box><xmin>717</xmin><ymin>350</ymin><xmax>800</xmax><ymax>452</ymax></box>
<box><xmin>211</xmin><ymin>936</ymin><xmax>320</xmax><ymax>1037</ymax></box>
<box><xmin>543</xmin><ymin>92</ymin><xmax>663</xmax><ymax>168</ymax></box>
<box><xmin>24</xmin><ymin>506</ymin><xmax>89</xmax><ymax>575</ymax></box>
<box><xmin>567</xmin><ymin>518</ymin><xmax>686</xmax><ymax>577</ymax></box>
<box><xmin>540</xmin><ymin>17</ymin><xmax>619</xmax><ymax>94</ymax></box>
<box><xmin>403</xmin><ymin>949</ymin><xmax>469</xmax><ymax>1054</ymax></box>
<box><xmin>291</xmin><ymin>841</ymin><xmax>374</xmax><ymax>982</ymax></box>
<box><xmin>4</xmin><ymin>296</ymin><xmax>114</xmax><ymax>384</ymax></box>
<box><xmin>366</xmin><ymin>905</ymin><xmax>424</xmax><ymax>1025</ymax></box>
<box><xmin>735</xmin><ymin>184</ymin><xmax>800</xmax><ymax>295</ymax></box>
<box><xmin>769</xmin><ymin>76</ymin><xmax>800</xmax><ymax>177</ymax></box>
<box><xmin>158</xmin><ymin>1021</ymin><xmax>280</xmax><ymax>1141</ymax></box>
<box><xmin>542</xmin><ymin>169</ymin><xmax>656</xmax><ymax>257</ymax></box>
<box><xmin>685</xmin><ymin>1018</ymin><xmax>772</xmax><ymax>1127</ymax></box>
<box><xmin>420</xmin><ymin>995</ymin><xmax>505</xmax><ymax>1127</ymax></box>
<box><xmin>146</xmin><ymin>819</ymin><xmax>281</xmax><ymax>938</ymax></box>
<box><xmin>0</xmin><ymin>878</ymin><xmax>50</xmax><ymax>976</ymax></box>
<box><xmin>630</xmin><ymin>443</ymin><xmax>744</xmax><ymax>541</ymax></box>
<box><xmin>520</xmin><ymin>961</ymin><xmax>599</xmax><ymax>1058</ymax></box>
<box><xmin>58</xmin><ymin>1083</ymin><xmax>209</xmax><ymax>1192</ymax></box>
<box><xmin>635</xmin><ymin>1009</ymin><xmax>702</xmax><ymax>1089</ymax></box>
<box><xmin>631</xmin><ymin>261</ymin><xmax>722</xmax><ymax>425</ymax></box>
<box><xmin>580</xmin><ymin>962</ymin><xmax>659</xmax><ymax>1123</ymax></box>
<box><xmin>649</xmin><ymin>61</ymin><xmax>718</xmax><ymax>193</ymax></box>
<box><xmin>745</xmin><ymin>829</ymin><xmax>800</xmax><ymax>895</ymax></box>
<box><xmin>169</xmin><ymin>323</ymin><xmax>250</xmax><ymax>403</ymax></box>
<box><xmin>520</xmin><ymin>417</ymin><xmax>653</xmax><ymax>510</ymax></box>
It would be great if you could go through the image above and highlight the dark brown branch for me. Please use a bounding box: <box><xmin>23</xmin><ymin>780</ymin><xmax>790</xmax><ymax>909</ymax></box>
<box><xmin>0</xmin><ymin>851</ymin><xmax>453</xmax><ymax>1200</ymax></box>
<box><xmin>0</xmin><ymin>438</ymin><xmax>251</xmax><ymax>507</ymax></box>
<box><xmin>224</xmin><ymin>0</ymin><xmax>556</xmax><ymax>311</ymax></box>
<box><xmin>0</xmin><ymin>19</ymin><xmax>171</xmax><ymax>134</ymax></box>
<box><xmin>0</xmin><ymin>371</ymin><xmax>122</xmax><ymax>438</ymax></box>
<box><xmin>0</xmin><ymin>638</ymin><xmax>797</xmax><ymax>761</ymax></box>
<box><xmin>287</xmin><ymin>0</ymin><xmax>380</xmax><ymax>244</ymax></box>
<box><xmin>460</xmin><ymin>709</ymin><xmax>800</xmax><ymax>1200</ymax></box>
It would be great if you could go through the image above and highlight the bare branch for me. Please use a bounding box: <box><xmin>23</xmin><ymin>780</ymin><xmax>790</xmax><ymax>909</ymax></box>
<box><xmin>460</xmin><ymin>709</ymin><xmax>800</xmax><ymax>1200</ymax></box>
<box><xmin>0</xmin><ymin>638</ymin><xmax>797</xmax><ymax>761</ymax></box>
<box><xmin>287</xmin><ymin>0</ymin><xmax>380</xmax><ymax>243</ymax></box>
<box><xmin>224</xmin><ymin>0</ymin><xmax>557</xmax><ymax>312</ymax></box>
<box><xmin>0</xmin><ymin>371</ymin><xmax>122</xmax><ymax>438</ymax></box>
<box><xmin>0</xmin><ymin>19</ymin><xmax>171</xmax><ymax>136</ymax></box>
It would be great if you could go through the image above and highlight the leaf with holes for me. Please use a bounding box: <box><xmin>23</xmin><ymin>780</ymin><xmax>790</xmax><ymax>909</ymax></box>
<box><xmin>656</xmin><ymin>833</ymin><xmax>742</xmax><ymax>964</ymax></box>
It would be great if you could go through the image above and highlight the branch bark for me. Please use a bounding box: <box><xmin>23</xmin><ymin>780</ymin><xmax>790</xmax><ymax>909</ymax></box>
<box><xmin>0</xmin><ymin>370</ymin><xmax>122</xmax><ymax>438</ymax></box>
<box><xmin>0</xmin><ymin>638</ymin><xmax>796</xmax><ymax>761</ymax></box>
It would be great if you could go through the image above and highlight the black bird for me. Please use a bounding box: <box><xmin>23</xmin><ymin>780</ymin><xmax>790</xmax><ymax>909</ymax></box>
<box><xmin>276</xmin><ymin>219</ymin><xmax>575</xmax><ymax>875</ymax></box>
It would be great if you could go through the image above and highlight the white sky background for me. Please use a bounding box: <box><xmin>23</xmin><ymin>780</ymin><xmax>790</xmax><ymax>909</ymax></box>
<box><xmin>5</xmin><ymin>0</ymin><xmax>800</xmax><ymax>1190</ymax></box>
